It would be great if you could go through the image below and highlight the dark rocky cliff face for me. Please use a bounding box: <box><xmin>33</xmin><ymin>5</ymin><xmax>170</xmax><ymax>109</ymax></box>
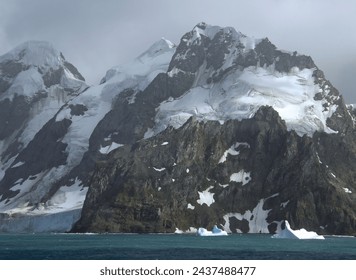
<box><xmin>73</xmin><ymin>106</ymin><xmax>356</xmax><ymax>235</ymax></box>
<box><xmin>71</xmin><ymin>24</ymin><xmax>356</xmax><ymax>235</ymax></box>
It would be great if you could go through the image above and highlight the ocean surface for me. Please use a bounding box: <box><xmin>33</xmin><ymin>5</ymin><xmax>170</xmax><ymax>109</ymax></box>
<box><xmin>0</xmin><ymin>233</ymin><xmax>355</xmax><ymax>260</ymax></box>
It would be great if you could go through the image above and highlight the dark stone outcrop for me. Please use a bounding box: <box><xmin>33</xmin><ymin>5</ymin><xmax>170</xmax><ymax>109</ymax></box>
<box><xmin>69</xmin><ymin>104</ymin><xmax>88</xmax><ymax>116</ymax></box>
<box><xmin>63</xmin><ymin>60</ymin><xmax>85</xmax><ymax>81</ymax></box>
<box><xmin>0</xmin><ymin>95</ymin><xmax>30</xmax><ymax>140</ymax></box>
<box><xmin>73</xmin><ymin>106</ymin><xmax>356</xmax><ymax>235</ymax></box>
<box><xmin>0</xmin><ymin>118</ymin><xmax>71</xmax><ymax>200</ymax></box>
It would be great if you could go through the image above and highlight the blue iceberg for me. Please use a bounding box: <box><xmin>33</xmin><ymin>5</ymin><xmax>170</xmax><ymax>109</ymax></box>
<box><xmin>197</xmin><ymin>225</ymin><xmax>228</xmax><ymax>236</ymax></box>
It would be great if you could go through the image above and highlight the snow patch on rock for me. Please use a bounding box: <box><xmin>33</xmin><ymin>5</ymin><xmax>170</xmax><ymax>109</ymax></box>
<box><xmin>219</xmin><ymin>142</ymin><xmax>250</xmax><ymax>163</ymax></box>
<box><xmin>223</xmin><ymin>198</ymin><xmax>271</xmax><ymax>233</ymax></box>
<box><xmin>99</xmin><ymin>142</ymin><xmax>124</xmax><ymax>154</ymax></box>
<box><xmin>343</xmin><ymin>187</ymin><xmax>352</xmax><ymax>194</ymax></box>
<box><xmin>187</xmin><ymin>203</ymin><xmax>195</xmax><ymax>210</ymax></box>
<box><xmin>197</xmin><ymin>186</ymin><xmax>215</xmax><ymax>207</ymax></box>
<box><xmin>230</xmin><ymin>170</ymin><xmax>251</xmax><ymax>185</ymax></box>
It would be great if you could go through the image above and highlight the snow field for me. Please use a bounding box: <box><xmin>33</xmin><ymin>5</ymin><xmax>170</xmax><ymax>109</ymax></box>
<box><xmin>152</xmin><ymin>66</ymin><xmax>338</xmax><ymax>137</ymax></box>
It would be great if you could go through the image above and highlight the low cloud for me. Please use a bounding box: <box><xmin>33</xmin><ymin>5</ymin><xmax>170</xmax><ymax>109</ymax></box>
<box><xmin>1</xmin><ymin>0</ymin><xmax>355</xmax><ymax>102</ymax></box>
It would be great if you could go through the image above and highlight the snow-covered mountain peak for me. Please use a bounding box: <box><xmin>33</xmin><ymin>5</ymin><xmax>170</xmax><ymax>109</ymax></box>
<box><xmin>0</xmin><ymin>41</ymin><xmax>87</xmax><ymax>187</ymax></box>
<box><xmin>0</xmin><ymin>40</ymin><xmax>86</xmax><ymax>102</ymax></box>
<box><xmin>137</xmin><ymin>38</ymin><xmax>175</xmax><ymax>59</ymax></box>
<box><xmin>0</xmin><ymin>41</ymin><xmax>62</xmax><ymax>69</ymax></box>
<box><xmin>154</xmin><ymin>23</ymin><xmax>348</xmax><ymax>137</ymax></box>
<box><xmin>168</xmin><ymin>23</ymin><xmax>263</xmax><ymax>78</ymax></box>
<box><xmin>102</xmin><ymin>38</ymin><xmax>176</xmax><ymax>85</ymax></box>
<box><xmin>192</xmin><ymin>22</ymin><xmax>245</xmax><ymax>42</ymax></box>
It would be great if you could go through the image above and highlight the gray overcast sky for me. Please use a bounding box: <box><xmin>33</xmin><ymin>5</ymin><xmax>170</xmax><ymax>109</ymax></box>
<box><xmin>0</xmin><ymin>0</ymin><xmax>355</xmax><ymax>102</ymax></box>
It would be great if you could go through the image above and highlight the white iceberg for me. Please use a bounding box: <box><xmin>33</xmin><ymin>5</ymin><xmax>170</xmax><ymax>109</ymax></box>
<box><xmin>174</xmin><ymin>228</ymin><xmax>184</xmax><ymax>234</ymax></box>
<box><xmin>174</xmin><ymin>227</ymin><xmax>197</xmax><ymax>234</ymax></box>
<box><xmin>197</xmin><ymin>225</ymin><xmax>228</xmax><ymax>236</ymax></box>
<box><xmin>272</xmin><ymin>221</ymin><xmax>325</xmax><ymax>240</ymax></box>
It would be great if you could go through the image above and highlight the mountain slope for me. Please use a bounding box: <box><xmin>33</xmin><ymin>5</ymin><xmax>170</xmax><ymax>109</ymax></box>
<box><xmin>0</xmin><ymin>39</ymin><xmax>176</xmax><ymax>232</ymax></box>
<box><xmin>73</xmin><ymin>23</ymin><xmax>356</xmax><ymax>235</ymax></box>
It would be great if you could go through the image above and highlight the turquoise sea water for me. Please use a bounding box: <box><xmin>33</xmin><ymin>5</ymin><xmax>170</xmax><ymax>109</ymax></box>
<box><xmin>0</xmin><ymin>233</ymin><xmax>355</xmax><ymax>260</ymax></box>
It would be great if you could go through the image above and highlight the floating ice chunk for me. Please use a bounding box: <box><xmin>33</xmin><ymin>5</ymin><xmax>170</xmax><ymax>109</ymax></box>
<box><xmin>272</xmin><ymin>220</ymin><xmax>325</xmax><ymax>239</ymax></box>
<box><xmin>187</xmin><ymin>227</ymin><xmax>198</xmax><ymax>233</ymax></box>
<box><xmin>175</xmin><ymin>228</ymin><xmax>184</xmax><ymax>234</ymax></box>
<box><xmin>197</xmin><ymin>225</ymin><xmax>228</xmax><ymax>236</ymax></box>
<box><xmin>174</xmin><ymin>227</ymin><xmax>197</xmax><ymax>234</ymax></box>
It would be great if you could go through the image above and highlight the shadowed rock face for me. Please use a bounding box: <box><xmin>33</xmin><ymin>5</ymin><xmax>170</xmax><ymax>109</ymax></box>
<box><xmin>71</xmin><ymin>24</ymin><xmax>356</xmax><ymax>235</ymax></box>
<box><xmin>0</xmin><ymin>95</ymin><xmax>30</xmax><ymax>140</ymax></box>
<box><xmin>0</xmin><ymin>118</ymin><xmax>72</xmax><ymax>200</ymax></box>
<box><xmin>73</xmin><ymin>106</ymin><xmax>356</xmax><ymax>235</ymax></box>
